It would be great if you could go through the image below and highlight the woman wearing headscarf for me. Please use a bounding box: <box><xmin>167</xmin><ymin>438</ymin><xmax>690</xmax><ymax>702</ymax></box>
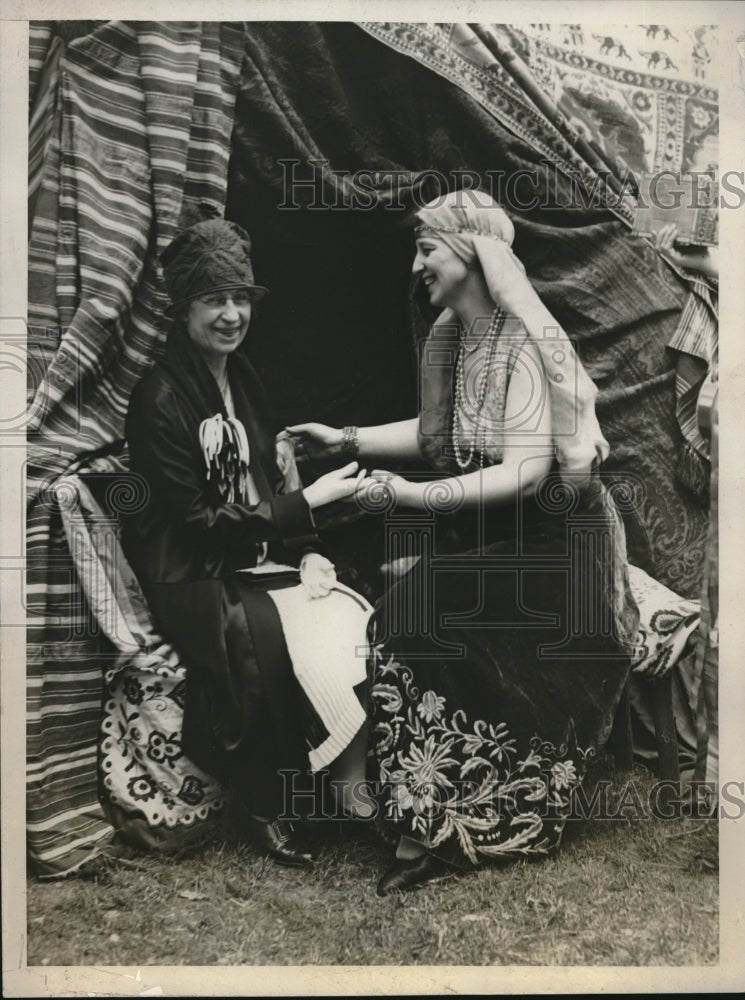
<box><xmin>289</xmin><ymin>190</ymin><xmax>639</xmax><ymax>894</ymax></box>
<box><xmin>124</xmin><ymin>219</ymin><xmax>375</xmax><ymax>869</ymax></box>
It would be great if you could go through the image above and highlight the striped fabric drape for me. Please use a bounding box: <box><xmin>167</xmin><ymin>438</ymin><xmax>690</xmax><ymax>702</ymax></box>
<box><xmin>27</xmin><ymin>20</ymin><xmax>245</xmax><ymax>877</ymax></box>
<box><xmin>668</xmin><ymin>285</ymin><xmax>717</xmax><ymax>468</ymax></box>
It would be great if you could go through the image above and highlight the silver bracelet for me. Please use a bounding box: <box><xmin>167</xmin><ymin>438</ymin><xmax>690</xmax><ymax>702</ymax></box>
<box><xmin>341</xmin><ymin>425</ymin><xmax>359</xmax><ymax>456</ymax></box>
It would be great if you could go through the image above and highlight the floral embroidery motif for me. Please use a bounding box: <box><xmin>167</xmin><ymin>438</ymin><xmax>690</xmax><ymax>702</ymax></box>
<box><xmin>146</xmin><ymin>730</ymin><xmax>183</xmax><ymax>767</ymax></box>
<box><xmin>178</xmin><ymin>775</ymin><xmax>207</xmax><ymax>806</ymax></box>
<box><xmin>551</xmin><ymin>760</ymin><xmax>578</xmax><ymax>791</ymax></box>
<box><xmin>371</xmin><ymin>647</ymin><xmax>590</xmax><ymax>865</ymax></box>
<box><xmin>127</xmin><ymin>774</ymin><xmax>158</xmax><ymax>802</ymax></box>
<box><xmin>650</xmin><ymin>609</ymin><xmax>699</xmax><ymax>637</ymax></box>
<box><xmin>100</xmin><ymin>662</ymin><xmax>224</xmax><ymax>828</ymax></box>
<box><xmin>417</xmin><ymin>690</ymin><xmax>446</xmax><ymax>722</ymax></box>
<box><xmin>122</xmin><ymin>677</ymin><xmax>144</xmax><ymax>706</ymax></box>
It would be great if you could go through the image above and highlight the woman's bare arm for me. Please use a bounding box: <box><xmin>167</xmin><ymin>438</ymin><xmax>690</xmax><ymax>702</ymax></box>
<box><xmin>287</xmin><ymin>417</ymin><xmax>422</xmax><ymax>463</ymax></box>
<box><xmin>357</xmin><ymin>417</ymin><xmax>421</xmax><ymax>460</ymax></box>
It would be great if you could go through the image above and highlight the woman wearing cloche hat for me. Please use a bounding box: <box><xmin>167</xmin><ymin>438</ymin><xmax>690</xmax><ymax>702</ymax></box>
<box><xmin>123</xmin><ymin>219</ymin><xmax>375</xmax><ymax>867</ymax></box>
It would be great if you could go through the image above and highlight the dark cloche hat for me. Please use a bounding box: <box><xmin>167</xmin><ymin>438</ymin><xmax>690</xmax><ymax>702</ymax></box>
<box><xmin>161</xmin><ymin>219</ymin><xmax>269</xmax><ymax>310</ymax></box>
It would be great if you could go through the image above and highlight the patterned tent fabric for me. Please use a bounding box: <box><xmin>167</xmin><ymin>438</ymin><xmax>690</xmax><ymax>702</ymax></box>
<box><xmin>357</xmin><ymin>23</ymin><xmax>637</xmax><ymax>224</ymax></box>
<box><xmin>627</xmin><ymin>565</ymin><xmax>700</xmax><ymax>679</ymax></box>
<box><xmin>27</xmin><ymin>21</ymin><xmax>716</xmax><ymax>877</ymax></box>
<box><xmin>518</xmin><ymin>24</ymin><xmax>718</xmax><ymax>177</ymax></box>
<box><xmin>516</xmin><ymin>24</ymin><xmax>719</xmax><ymax>480</ymax></box>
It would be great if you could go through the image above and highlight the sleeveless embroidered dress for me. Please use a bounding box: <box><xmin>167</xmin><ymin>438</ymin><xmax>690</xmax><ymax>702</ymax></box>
<box><xmin>368</xmin><ymin>321</ymin><xmax>637</xmax><ymax>868</ymax></box>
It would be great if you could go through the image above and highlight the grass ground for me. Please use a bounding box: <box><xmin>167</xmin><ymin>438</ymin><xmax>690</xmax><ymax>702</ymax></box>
<box><xmin>26</xmin><ymin>764</ymin><xmax>717</xmax><ymax>968</ymax></box>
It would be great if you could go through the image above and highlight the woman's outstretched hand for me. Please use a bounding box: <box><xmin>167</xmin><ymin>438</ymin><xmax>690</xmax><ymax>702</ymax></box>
<box><xmin>302</xmin><ymin>461</ymin><xmax>366</xmax><ymax>509</ymax></box>
<box><xmin>299</xmin><ymin>552</ymin><xmax>337</xmax><ymax>599</ymax></box>
<box><xmin>286</xmin><ymin>422</ymin><xmax>343</xmax><ymax>460</ymax></box>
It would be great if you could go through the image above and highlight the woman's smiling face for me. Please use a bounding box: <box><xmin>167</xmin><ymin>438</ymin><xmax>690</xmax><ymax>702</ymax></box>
<box><xmin>413</xmin><ymin>237</ymin><xmax>470</xmax><ymax>308</ymax></box>
<box><xmin>186</xmin><ymin>288</ymin><xmax>252</xmax><ymax>360</ymax></box>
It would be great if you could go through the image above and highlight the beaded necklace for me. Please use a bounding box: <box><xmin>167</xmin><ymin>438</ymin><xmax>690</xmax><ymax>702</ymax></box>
<box><xmin>452</xmin><ymin>307</ymin><xmax>506</xmax><ymax>470</ymax></box>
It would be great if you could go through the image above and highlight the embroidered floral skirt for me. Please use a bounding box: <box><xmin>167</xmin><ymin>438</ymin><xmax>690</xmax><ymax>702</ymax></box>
<box><xmin>368</xmin><ymin>473</ymin><xmax>638</xmax><ymax>869</ymax></box>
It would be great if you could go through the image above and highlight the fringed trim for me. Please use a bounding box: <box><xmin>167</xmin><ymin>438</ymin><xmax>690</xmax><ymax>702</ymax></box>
<box><xmin>199</xmin><ymin>413</ymin><xmax>251</xmax><ymax>503</ymax></box>
<box><xmin>676</xmin><ymin>440</ymin><xmax>710</xmax><ymax>501</ymax></box>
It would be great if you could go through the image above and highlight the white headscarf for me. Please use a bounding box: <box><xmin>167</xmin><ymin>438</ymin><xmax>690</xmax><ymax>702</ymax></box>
<box><xmin>416</xmin><ymin>187</ymin><xmax>517</xmax><ymax>259</ymax></box>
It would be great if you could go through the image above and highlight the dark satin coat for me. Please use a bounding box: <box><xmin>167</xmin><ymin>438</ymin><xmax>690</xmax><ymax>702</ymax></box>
<box><xmin>123</xmin><ymin>339</ymin><xmax>319</xmax><ymax>807</ymax></box>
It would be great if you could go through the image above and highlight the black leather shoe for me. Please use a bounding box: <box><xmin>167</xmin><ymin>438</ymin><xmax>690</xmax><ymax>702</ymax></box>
<box><xmin>247</xmin><ymin>817</ymin><xmax>316</xmax><ymax>868</ymax></box>
<box><xmin>376</xmin><ymin>852</ymin><xmax>450</xmax><ymax>896</ymax></box>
